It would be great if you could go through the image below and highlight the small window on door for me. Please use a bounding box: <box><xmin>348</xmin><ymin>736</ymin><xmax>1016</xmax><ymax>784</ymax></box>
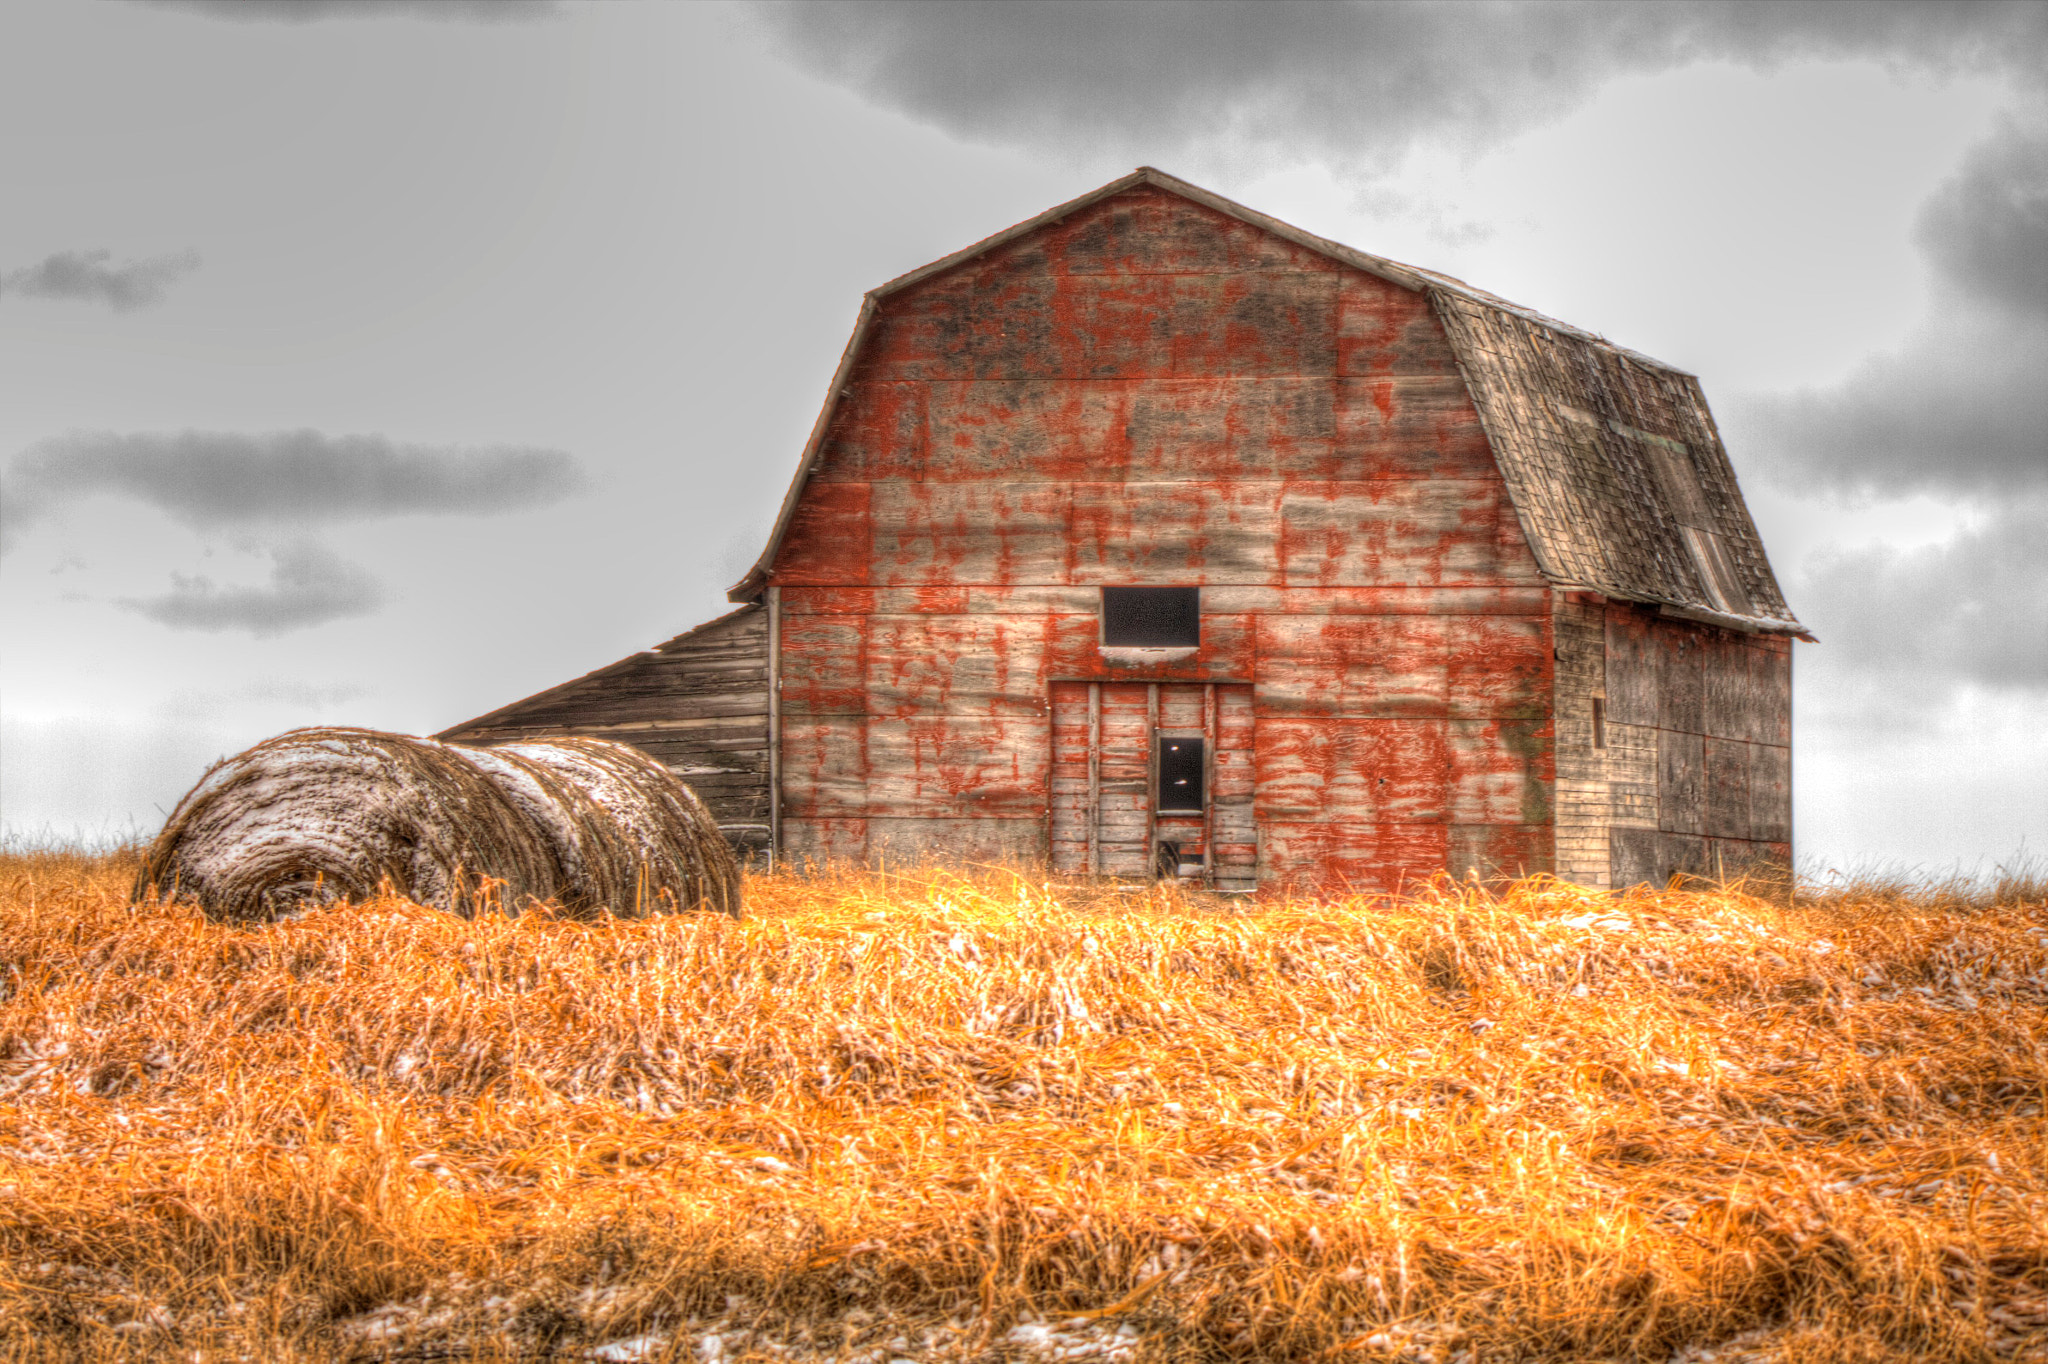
<box><xmin>1102</xmin><ymin>587</ymin><xmax>1199</xmax><ymax>647</ymax></box>
<box><xmin>1157</xmin><ymin>736</ymin><xmax>1204</xmax><ymax>813</ymax></box>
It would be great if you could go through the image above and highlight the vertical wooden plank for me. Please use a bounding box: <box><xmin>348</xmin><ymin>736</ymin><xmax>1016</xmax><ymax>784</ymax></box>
<box><xmin>1658</xmin><ymin>626</ymin><xmax>1705</xmax><ymax>735</ymax></box>
<box><xmin>1603</xmin><ymin>606</ymin><xmax>1657</xmax><ymax>726</ymax></box>
<box><xmin>1087</xmin><ymin>682</ymin><xmax>1101</xmax><ymax>875</ymax></box>
<box><xmin>1048</xmin><ymin>681</ymin><xmax>1093</xmax><ymax>874</ymax></box>
<box><xmin>1146</xmin><ymin>682</ymin><xmax>1160</xmax><ymax>875</ymax></box>
<box><xmin>1658</xmin><ymin>730</ymin><xmax>1705</xmax><ymax>835</ymax></box>
<box><xmin>1703</xmin><ymin>737</ymin><xmax>1752</xmax><ymax>840</ymax></box>
<box><xmin>1202</xmin><ymin>682</ymin><xmax>1217</xmax><ymax>886</ymax></box>
<box><xmin>767</xmin><ymin>586</ymin><xmax>781</xmax><ymax>869</ymax></box>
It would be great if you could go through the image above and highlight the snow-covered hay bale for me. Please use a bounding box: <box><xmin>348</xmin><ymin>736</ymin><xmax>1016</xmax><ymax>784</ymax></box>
<box><xmin>134</xmin><ymin>727</ymin><xmax>560</xmax><ymax>921</ymax></box>
<box><xmin>477</xmin><ymin>737</ymin><xmax>741</xmax><ymax>918</ymax></box>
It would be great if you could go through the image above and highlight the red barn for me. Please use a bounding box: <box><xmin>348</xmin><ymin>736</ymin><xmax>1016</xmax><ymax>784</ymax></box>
<box><xmin>444</xmin><ymin>168</ymin><xmax>1809</xmax><ymax>892</ymax></box>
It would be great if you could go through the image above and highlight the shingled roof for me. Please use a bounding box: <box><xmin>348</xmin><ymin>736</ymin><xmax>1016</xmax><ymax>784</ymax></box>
<box><xmin>730</xmin><ymin>167</ymin><xmax>1806</xmax><ymax>639</ymax></box>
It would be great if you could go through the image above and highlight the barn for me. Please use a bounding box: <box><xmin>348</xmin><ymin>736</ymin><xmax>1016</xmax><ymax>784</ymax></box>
<box><xmin>442</xmin><ymin>167</ymin><xmax>1810</xmax><ymax>893</ymax></box>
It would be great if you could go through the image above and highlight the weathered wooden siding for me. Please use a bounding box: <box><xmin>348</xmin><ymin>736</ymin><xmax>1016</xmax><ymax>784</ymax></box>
<box><xmin>439</xmin><ymin>607</ymin><xmax>773</xmax><ymax>860</ymax></box>
<box><xmin>770</xmin><ymin>185</ymin><xmax>1555</xmax><ymax>889</ymax></box>
<box><xmin>1550</xmin><ymin>596</ymin><xmax>1791</xmax><ymax>889</ymax></box>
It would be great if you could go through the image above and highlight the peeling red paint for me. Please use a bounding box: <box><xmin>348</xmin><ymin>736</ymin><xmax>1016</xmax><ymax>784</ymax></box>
<box><xmin>769</xmin><ymin>186</ymin><xmax>1560</xmax><ymax>887</ymax></box>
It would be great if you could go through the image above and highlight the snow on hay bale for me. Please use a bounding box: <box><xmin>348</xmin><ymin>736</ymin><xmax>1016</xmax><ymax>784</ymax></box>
<box><xmin>134</xmin><ymin>727</ymin><xmax>741</xmax><ymax>921</ymax></box>
<box><xmin>464</xmin><ymin>737</ymin><xmax>741</xmax><ymax>919</ymax></box>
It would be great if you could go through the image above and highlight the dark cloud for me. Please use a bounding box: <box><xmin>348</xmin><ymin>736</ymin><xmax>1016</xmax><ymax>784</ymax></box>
<box><xmin>1729</xmin><ymin>315</ymin><xmax>2048</xmax><ymax>500</ymax></box>
<box><xmin>138</xmin><ymin>0</ymin><xmax>559</xmax><ymax>22</ymax></box>
<box><xmin>120</xmin><ymin>540</ymin><xmax>383</xmax><ymax>637</ymax></box>
<box><xmin>1731</xmin><ymin>114</ymin><xmax>2048</xmax><ymax>500</ymax></box>
<box><xmin>1792</xmin><ymin>496</ymin><xmax>2048</xmax><ymax>696</ymax></box>
<box><xmin>1917</xmin><ymin>119</ymin><xmax>2048</xmax><ymax>318</ymax></box>
<box><xmin>2</xmin><ymin>429</ymin><xmax>585</xmax><ymax>544</ymax></box>
<box><xmin>0</xmin><ymin>249</ymin><xmax>200</xmax><ymax>311</ymax></box>
<box><xmin>746</xmin><ymin>0</ymin><xmax>2048</xmax><ymax>171</ymax></box>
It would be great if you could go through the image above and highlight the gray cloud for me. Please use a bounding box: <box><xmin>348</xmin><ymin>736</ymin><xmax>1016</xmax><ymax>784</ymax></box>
<box><xmin>120</xmin><ymin>540</ymin><xmax>384</xmax><ymax>637</ymax></box>
<box><xmin>747</xmin><ymin>0</ymin><xmax>2048</xmax><ymax>173</ymax></box>
<box><xmin>139</xmin><ymin>0</ymin><xmax>559</xmax><ymax>22</ymax></box>
<box><xmin>1731</xmin><ymin>110</ymin><xmax>2048</xmax><ymax>500</ymax></box>
<box><xmin>1792</xmin><ymin>496</ymin><xmax>2048</xmax><ymax>697</ymax></box>
<box><xmin>1917</xmin><ymin>119</ymin><xmax>2048</xmax><ymax>319</ymax></box>
<box><xmin>2</xmin><ymin>429</ymin><xmax>584</xmax><ymax>544</ymax></box>
<box><xmin>0</xmin><ymin>249</ymin><xmax>201</xmax><ymax>311</ymax></box>
<box><xmin>1730</xmin><ymin>314</ymin><xmax>2048</xmax><ymax>500</ymax></box>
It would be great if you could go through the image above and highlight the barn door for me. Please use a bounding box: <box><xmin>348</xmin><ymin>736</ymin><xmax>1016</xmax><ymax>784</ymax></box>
<box><xmin>1049</xmin><ymin>681</ymin><xmax>1256</xmax><ymax>888</ymax></box>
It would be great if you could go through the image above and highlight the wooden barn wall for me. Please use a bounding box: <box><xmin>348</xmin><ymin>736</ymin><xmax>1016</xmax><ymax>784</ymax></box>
<box><xmin>770</xmin><ymin>185</ymin><xmax>1556</xmax><ymax>890</ymax></box>
<box><xmin>1552</xmin><ymin>597</ymin><xmax>1791</xmax><ymax>889</ymax></box>
<box><xmin>440</xmin><ymin>608</ymin><xmax>773</xmax><ymax>861</ymax></box>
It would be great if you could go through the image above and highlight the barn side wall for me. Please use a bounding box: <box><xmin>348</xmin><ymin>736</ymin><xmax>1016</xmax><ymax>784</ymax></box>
<box><xmin>769</xmin><ymin>186</ymin><xmax>1555</xmax><ymax>890</ymax></box>
<box><xmin>441</xmin><ymin>607</ymin><xmax>773</xmax><ymax>860</ymax></box>
<box><xmin>1552</xmin><ymin>596</ymin><xmax>1791</xmax><ymax>889</ymax></box>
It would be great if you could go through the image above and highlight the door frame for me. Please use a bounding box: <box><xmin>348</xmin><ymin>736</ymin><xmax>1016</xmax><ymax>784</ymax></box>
<box><xmin>1047</xmin><ymin>678</ymin><xmax>1251</xmax><ymax>883</ymax></box>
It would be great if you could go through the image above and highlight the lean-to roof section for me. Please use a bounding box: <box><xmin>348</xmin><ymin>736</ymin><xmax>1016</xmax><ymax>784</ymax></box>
<box><xmin>439</xmin><ymin>604</ymin><xmax>763</xmax><ymax>738</ymax></box>
<box><xmin>727</xmin><ymin>167</ymin><xmax>1806</xmax><ymax>638</ymax></box>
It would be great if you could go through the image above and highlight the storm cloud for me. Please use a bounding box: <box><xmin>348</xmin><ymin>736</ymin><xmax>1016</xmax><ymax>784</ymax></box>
<box><xmin>2</xmin><ymin>429</ymin><xmax>585</xmax><ymax>544</ymax></box>
<box><xmin>1734</xmin><ymin>116</ymin><xmax>2048</xmax><ymax>502</ymax></box>
<box><xmin>1918</xmin><ymin>119</ymin><xmax>2048</xmax><ymax>320</ymax></box>
<box><xmin>747</xmin><ymin>0</ymin><xmax>2048</xmax><ymax>172</ymax></box>
<box><xmin>1791</xmin><ymin>496</ymin><xmax>2048</xmax><ymax>697</ymax></box>
<box><xmin>140</xmin><ymin>0</ymin><xmax>559</xmax><ymax>23</ymax></box>
<box><xmin>120</xmin><ymin>540</ymin><xmax>383</xmax><ymax>637</ymax></box>
<box><xmin>0</xmin><ymin>249</ymin><xmax>201</xmax><ymax>312</ymax></box>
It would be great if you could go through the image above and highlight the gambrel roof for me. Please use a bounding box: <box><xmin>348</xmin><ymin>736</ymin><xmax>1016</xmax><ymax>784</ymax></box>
<box><xmin>730</xmin><ymin>167</ymin><xmax>1806</xmax><ymax>639</ymax></box>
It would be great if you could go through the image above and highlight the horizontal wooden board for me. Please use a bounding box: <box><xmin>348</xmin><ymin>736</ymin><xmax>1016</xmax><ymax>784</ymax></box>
<box><xmin>1446</xmin><ymin>718</ymin><xmax>1553</xmax><ymax>825</ymax></box>
<box><xmin>1336</xmin><ymin>273</ymin><xmax>1465</xmax><ymax>379</ymax></box>
<box><xmin>1255</xmin><ymin>717</ymin><xmax>1449</xmax><ymax>822</ymax></box>
<box><xmin>1260</xmin><ymin>821</ymin><xmax>1449</xmax><ymax>894</ymax></box>
<box><xmin>861</xmin><ymin>716</ymin><xmax>1052</xmax><ymax>819</ymax></box>
<box><xmin>865</xmin><ymin>818</ymin><xmax>1046</xmax><ymax>865</ymax></box>
<box><xmin>1448</xmin><ymin>824</ymin><xmax>1553</xmax><ymax>883</ymax></box>
<box><xmin>776</xmin><ymin>616</ymin><xmax>866</xmax><ymax>716</ymax></box>
<box><xmin>778</xmin><ymin>717</ymin><xmax>868</xmax><ymax>817</ymax></box>
<box><xmin>808</xmin><ymin>381</ymin><xmax>927</xmax><ymax>484</ymax></box>
<box><xmin>1276</xmin><ymin>480</ymin><xmax>1540</xmax><ymax>587</ymax></box>
<box><xmin>779</xmin><ymin>817</ymin><xmax>869</xmax><ymax>870</ymax></box>
<box><xmin>973</xmin><ymin>186</ymin><xmax>1345</xmax><ymax>278</ymax></box>
<box><xmin>778</xmin><ymin>585</ymin><xmax>1554</xmax><ymax>616</ymax></box>
<box><xmin>1445</xmin><ymin>615</ymin><xmax>1551</xmax><ymax>719</ymax></box>
<box><xmin>864</xmin><ymin>269</ymin><xmax>1343</xmax><ymax>383</ymax></box>
<box><xmin>1609</xmin><ymin>827</ymin><xmax>1717</xmax><ymax>889</ymax></box>
<box><xmin>1256</xmin><ymin>616</ymin><xmax>1448</xmax><ymax>716</ymax></box>
<box><xmin>771</xmin><ymin>481</ymin><xmax>872</xmax><ymax>585</ymax></box>
<box><xmin>1065</xmin><ymin>482</ymin><xmax>1285</xmax><ymax>582</ymax></box>
<box><xmin>1332</xmin><ymin>376</ymin><xmax>1497</xmax><ymax>480</ymax></box>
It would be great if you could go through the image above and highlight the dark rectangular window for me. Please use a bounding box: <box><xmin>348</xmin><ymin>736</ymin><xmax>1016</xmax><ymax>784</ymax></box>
<box><xmin>1157</xmin><ymin>736</ymin><xmax>1204</xmax><ymax>812</ymax></box>
<box><xmin>1102</xmin><ymin>587</ymin><xmax>1199</xmax><ymax>647</ymax></box>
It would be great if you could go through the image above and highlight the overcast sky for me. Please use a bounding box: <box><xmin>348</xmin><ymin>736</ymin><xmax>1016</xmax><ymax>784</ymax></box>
<box><xmin>2</xmin><ymin>0</ymin><xmax>2042</xmax><ymax>876</ymax></box>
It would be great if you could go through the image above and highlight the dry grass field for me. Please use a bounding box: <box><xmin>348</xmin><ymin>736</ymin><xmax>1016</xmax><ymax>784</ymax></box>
<box><xmin>1</xmin><ymin>851</ymin><xmax>2044</xmax><ymax>1363</ymax></box>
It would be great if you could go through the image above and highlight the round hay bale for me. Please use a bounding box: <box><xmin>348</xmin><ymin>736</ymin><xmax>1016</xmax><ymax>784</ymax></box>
<box><xmin>133</xmin><ymin>727</ymin><xmax>561</xmax><ymax>921</ymax></box>
<box><xmin>475</xmin><ymin>737</ymin><xmax>741</xmax><ymax>918</ymax></box>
